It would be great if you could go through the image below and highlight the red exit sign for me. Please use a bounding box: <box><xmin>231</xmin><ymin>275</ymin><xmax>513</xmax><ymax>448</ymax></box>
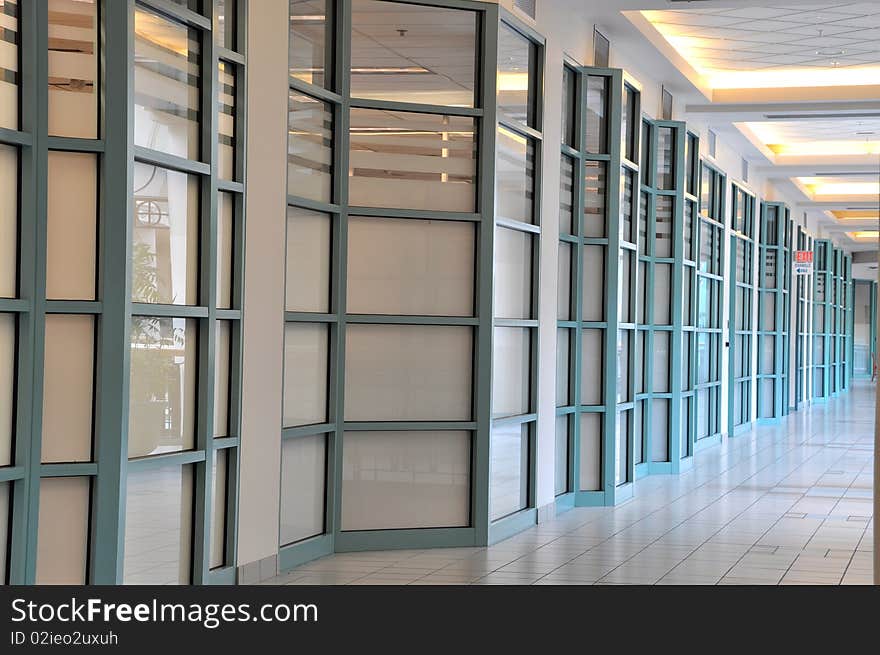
<box><xmin>794</xmin><ymin>250</ymin><xmax>814</xmax><ymax>264</ymax></box>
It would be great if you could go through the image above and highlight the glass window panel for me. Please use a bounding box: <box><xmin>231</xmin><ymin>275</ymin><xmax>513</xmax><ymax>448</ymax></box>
<box><xmin>283</xmin><ymin>323</ymin><xmax>328</xmax><ymax>427</ymax></box>
<box><xmin>217</xmin><ymin>191</ymin><xmax>234</xmax><ymax>309</ymax></box>
<box><xmin>617</xmin><ymin>330</ymin><xmax>630</xmax><ymax>402</ymax></box>
<box><xmin>47</xmin><ymin>151</ymin><xmax>97</xmax><ymax>300</ymax></box>
<box><xmin>0</xmin><ymin>145</ymin><xmax>16</xmax><ymax>298</ymax></box>
<box><xmin>580</xmin><ymin>329</ymin><xmax>603</xmax><ymax>405</ymax></box>
<box><xmin>559</xmin><ymin>156</ymin><xmax>574</xmax><ymax>235</ymax></box>
<box><xmin>654</xmin><ymin>263</ymin><xmax>671</xmax><ymax>324</ymax></box>
<box><xmin>128</xmin><ymin>317</ymin><xmax>198</xmax><ymax>458</ymax></box>
<box><xmin>640</xmin><ymin>121</ymin><xmax>651</xmax><ymax>175</ymax></box>
<box><xmin>653</xmin><ymin>331</ymin><xmax>670</xmax><ymax>392</ymax></box>
<box><xmin>210</xmin><ymin>448</ymin><xmax>228</xmax><ymax>569</ymax></box>
<box><xmin>638</xmin><ymin>191</ymin><xmax>648</xmax><ymax>255</ymax></box>
<box><xmin>761</xmin><ymin>335</ymin><xmax>775</xmax><ymax>375</ymax></box>
<box><xmin>633</xmin><ymin>400</ymin><xmax>644</xmax><ymax>465</ymax></box>
<box><xmin>496</xmin><ymin>126</ymin><xmax>535</xmax><ymax>224</ymax></box>
<box><xmin>35</xmin><ymin>476</ymin><xmax>90</xmax><ymax>584</ymax></box>
<box><xmin>280</xmin><ymin>434</ymin><xmax>326</xmax><ymax>544</ymax></box>
<box><xmin>350</xmin><ymin>0</ymin><xmax>476</xmax><ymax>107</ymax></box>
<box><xmin>557</xmin><ymin>241</ymin><xmax>571</xmax><ymax>321</ymax></box>
<box><xmin>215</xmin><ymin>0</ymin><xmax>236</xmax><ymax>50</ymax></box>
<box><xmin>497</xmin><ymin>23</ymin><xmax>535</xmax><ymax>127</ymax></box>
<box><xmin>218</xmin><ymin>61</ymin><xmax>236</xmax><ymax>180</ymax></box>
<box><xmin>343</xmin><ymin>430</ymin><xmax>470</xmax><ymax>529</ymax></box>
<box><xmin>621</xmin><ymin>85</ymin><xmax>636</xmax><ymax>161</ymax></box>
<box><xmin>123</xmin><ymin>464</ymin><xmax>193</xmax><ymax>585</ymax></box>
<box><xmin>288</xmin><ymin>92</ymin><xmax>332</xmax><ymax>203</ymax></box>
<box><xmin>697</xmin><ymin>333</ymin><xmax>709</xmax><ymax>384</ymax></box>
<box><xmin>619</xmin><ymin>249</ymin><xmax>632</xmax><ymax>323</ymax></box>
<box><xmin>42</xmin><ymin>314</ymin><xmax>94</xmax><ymax>463</ymax></box>
<box><xmin>583</xmin><ymin>161</ymin><xmax>606</xmax><ymax>238</ymax></box>
<box><xmin>0</xmin><ymin>482</ymin><xmax>7</xmax><ymax>583</ymax></box>
<box><xmin>761</xmin><ymin>292</ymin><xmax>776</xmax><ymax>331</ymax></box>
<box><xmin>347</xmin><ymin>216</ymin><xmax>474</xmax><ymax>316</ymax></box>
<box><xmin>621</xmin><ymin>169</ymin><xmax>634</xmax><ymax>243</ymax></box>
<box><xmin>585</xmin><ymin>75</ymin><xmax>607</xmax><ymax>154</ymax></box>
<box><xmin>582</xmin><ymin>244</ymin><xmax>605</xmax><ymax>321</ymax></box>
<box><xmin>48</xmin><ymin>0</ymin><xmax>98</xmax><ymax>138</ymax></box>
<box><xmin>0</xmin><ymin>0</ymin><xmax>18</xmax><ymax>130</ymax></box>
<box><xmin>635</xmin><ymin>330</ymin><xmax>645</xmax><ymax>394</ymax></box>
<box><xmin>490</xmin><ymin>423</ymin><xmax>528</xmax><ymax>521</ymax></box>
<box><xmin>492</xmin><ymin>326</ymin><xmax>530</xmax><ymax>418</ymax></box>
<box><xmin>555</xmin><ymin>415</ymin><xmax>568</xmax><ymax>496</ymax></box>
<box><xmin>134</xmin><ymin>6</ymin><xmax>200</xmax><ymax>160</ymax></box>
<box><xmin>561</xmin><ymin>67</ymin><xmax>576</xmax><ymax>147</ymax></box>
<box><xmin>683</xmin><ymin>269</ymin><xmax>692</xmax><ymax>326</ymax></box>
<box><xmin>684</xmin><ymin>201</ymin><xmax>694</xmax><ymax>260</ymax></box>
<box><xmin>556</xmin><ymin>328</ymin><xmax>569</xmax><ymax>407</ymax></box>
<box><xmin>350</xmin><ymin>108</ymin><xmax>476</xmax><ymax>212</ymax></box>
<box><xmin>494</xmin><ymin>226</ymin><xmax>532</xmax><ymax>319</ymax></box>
<box><xmin>214</xmin><ymin>320</ymin><xmax>231</xmax><ymax>437</ymax></box>
<box><xmin>682</xmin><ymin>331</ymin><xmax>691</xmax><ymax>388</ymax></box>
<box><xmin>656</xmin><ymin>127</ymin><xmax>674</xmax><ymax>190</ymax></box>
<box><xmin>615</xmin><ymin>410</ymin><xmax>629</xmax><ymax>485</ymax></box>
<box><xmin>636</xmin><ymin>261</ymin><xmax>646</xmax><ymax>324</ymax></box>
<box><xmin>289</xmin><ymin>0</ymin><xmax>331</xmax><ymax>89</ymax></box>
<box><xmin>760</xmin><ymin>379</ymin><xmax>774</xmax><ymax>418</ymax></box>
<box><xmin>763</xmin><ymin>249</ymin><xmax>777</xmax><ymax>288</ymax></box>
<box><xmin>655</xmin><ymin>195</ymin><xmax>673</xmax><ymax>258</ymax></box>
<box><xmin>650</xmin><ymin>399</ymin><xmax>669</xmax><ymax>462</ymax></box>
<box><xmin>0</xmin><ymin>314</ymin><xmax>12</xmax><ymax>467</ymax></box>
<box><xmin>286</xmin><ymin>206</ymin><xmax>331</xmax><ymax>313</ymax></box>
<box><xmin>346</xmin><ymin>324</ymin><xmax>472</xmax><ymax>421</ymax></box>
<box><xmin>579</xmin><ymin>413</ymin><xmax>601</xmax><ymax>491</ymax></box>
<box><xmin>132</xmin><ymin>164</ymin><xmax>199</xmax><ymax>306</ymax></box>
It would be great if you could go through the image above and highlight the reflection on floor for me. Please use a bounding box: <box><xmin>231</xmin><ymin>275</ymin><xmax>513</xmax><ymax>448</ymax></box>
<box><xmin>266</xmin><ymin>381</ymin><xmax>875</xmax><ymax>585</ymax></box>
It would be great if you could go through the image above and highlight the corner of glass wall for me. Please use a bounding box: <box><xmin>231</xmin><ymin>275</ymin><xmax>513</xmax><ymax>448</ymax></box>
<box><xmin>489</xmin><ymin>12</ymin><xmax>542</xmax><ymax>539</ymax></box>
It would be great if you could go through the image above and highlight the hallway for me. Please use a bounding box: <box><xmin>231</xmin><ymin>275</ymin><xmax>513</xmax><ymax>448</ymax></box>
<box><xmin>269</xmin><ymin>382</ymin><xmax>875</xmax><ymax>585</ymax></box>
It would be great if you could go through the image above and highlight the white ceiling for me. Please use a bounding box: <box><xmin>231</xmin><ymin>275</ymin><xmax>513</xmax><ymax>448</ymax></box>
<box><xmin>644</xmin><ymin>3</ymin><xmax>880</xmax><ymax>72</ymax></box>
<box><xmin>745</xmin><ymin>118</ymin><xmax>880</xmax><ymax>143</ymax></box>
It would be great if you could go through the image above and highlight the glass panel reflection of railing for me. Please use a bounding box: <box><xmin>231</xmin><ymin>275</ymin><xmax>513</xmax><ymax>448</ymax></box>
<box><xmin>48</xmin><ymin>0</ymin><xmax>98</xmax><ymax>138</ymax></box>
<box><xmin>0</xmin><ymin>0</ymin><xmax>19</xmax><ymax>130</ymax></box>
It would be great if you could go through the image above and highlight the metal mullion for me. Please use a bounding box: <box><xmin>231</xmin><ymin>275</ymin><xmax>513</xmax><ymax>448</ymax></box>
<box><xmin>496</xmin><ymin>216</ymin><xmax>540</xmax><ymax>234</ymax></box>
<box><xmin>218</xmin><ymin>179</ymin><xmax>244</xmax><ymax>193</ymax></box>
<box><xmin>45</xmin><ymin>137</ymin><xmax>104</xmax><ymax>153</ymax></box>
<box><xmin>346</xmin><ymin>314</ymin><xmax>478</xmax><ymax>326</ymax></box>
<box><xmin>288</xmin><ymin>77</ymin><xmax>343</xmax><ymax>105</ymax></box>
<box><xmin>285</xmin><ymin>312</ymin><xmax>337</xmax><ymax>323</ymax></box>
<box><xmin>494</xmin><ymin>318</ymin><xmax>538</xmax><ymax>328</ymax></box>
<box><xmin>349</xmin><ymin>206</ymin><xmax>479</xmax><ymax>222</ymax></box>
<box><xmin>0</xmin><ymin>128</ymin><xmax>31</xmax><ymax>146</ymax></box>
<box><xmin>0</xmin><ymin>468</ymin><xmax>26</xmax><ymax>484</ymax></box>
<box><xmin>90</xmin><ymin>0</ymin><xmax>134</xmax><ymax>584</ymax></box>
<box><xmin>213</xmin><ymin>436</ymin><xmax>239</xmax><ymax>450</ymax></box>
<box><xmin>288</xmin><ymin>195</ymin><xmax>342</xmax><ymax>215</ymax></box>
<box><xmin>130</xmin><ymin>303</ymin><xmax>209</xmax><ymax>318</ymax></box>
<box><xmin>44</xmin><ymin>300</ymin><xmax>103</xmax><ymax>314</ymax></box>
<box><xmin>343</xmin><ymin>421</ymin><xmax>477</xmax><ymax>432</ymax></box>
<box><xmin>283</xmin><ymin>423</ymin><xmax>336</xmax><ymax>440</ymax></box>
<box><xmin>0</xmin><ymin>299</ymin><xmax>28</xmax><ymax>313</ymax></box>
<box><xmin>497</xmin><ymin>116</ymin><xmax>542</xmax><ymax>142</ymax></box>
<box><xmin>38</xmin><ymin>463</ymin><xmax>98</xmax><ymax>478</ymax></box>
<box><xmin>216</xmin><ymin>308</ymin><xmax>241</xmax><ymax>320</ymax></box>
<box><xmin>133</xmin><ymin>146</ymin><xmax>211</xmax><ymax>175</ymax></box>
<box><xmin>193</xmin><ymin>0</ymin><xmax>217</xmax><ymax>584</ymax></box>
<box><xmin>491</xmin><ymin>413</ymin><xmax>537</xmax><ymax>427</ymax></box>
<box><xmin>349</xmin><ymin>97</ymin><xmax>481</xmax><ymax>118</ymax></box>
<box><xmin>126</xmin><ymin>450</ymin><xmax>207</xmax><ymax>471</ymax></box>
<box><xmin>216</xmin><ymin>47</ymin><xmax>245</xmax><ymax>66</ymax></box>
<box><xmin>139</xmin><ymin>0</ymin><xmax>212</xmax><ymax>30</ymax></box>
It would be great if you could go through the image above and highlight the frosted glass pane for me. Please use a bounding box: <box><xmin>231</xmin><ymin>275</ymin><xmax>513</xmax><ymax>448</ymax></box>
<box><xmin>557</xmin><ymin>242</ymin><xmax>571</xmax><ymax>320</ymax></box>
<box><xmin>42</xmin><ymin>314</ymin><xmax>94</xmax><ymax>462</ymax></box>
<box><xmin>343</xmin><ymin>431</ymin><xmax>469</xmax><ymax>530</ymax></box>
<box><xmin>128</xmin><ymin>317</ymin><xmax>197</xmax><ymax>458</ymax></box>
<box><xmin>218</xmin><ymin>61</ymin><xmax>236</xmax><ymax>180</ymax></box>
<box><xmin>36</xmin><ymin>476</ymin><xmax>90</xmax><ymax>584</ymax></box>
<box><xmin>490</xmin><ymin>423</ymin><xmax>528</xmax><ymax>521</ymax></box>
<box><xmin>134</xmin><ymin>7</ymin><xmax>200</xmax><ymax>160</ymax></box>
<box><xmin>581</xmin><ymin>245</ymin><xmax>605</xmax><ymax>321</ymax></box>
<box><xmin>280</xmin><ymin>434</ymin><xmax>326</xmax><ymax>544</ymax></box>
<box><xmin>215</xmin><ymin>0</ymin><xmax>237</xmax><ymax>49</ymax></box>
<box><xmin>556</xmin><ymin>328</ymin><xmax>569</xmax><ymax>407</ymax></box>
<box><xmin>210</xmin><ymin>448</ymin><xmax>228</xmax><ymax>569</ymax></box>
<box><xmin>653</xmin><ymin>331</ymin><xmax>670</xmax><ymax>392</ymax></box>
<box><xmin>650</xmin><ymin>399</ymin><xmax>669</xmax><ymax>463</ymax></box>
<box><xmin>555</xmin><ymin>415</ymin><xmax>568</xmax><ymax>496</ymax></box>
<box><xmin>697</xmin><ymin>388</ymin><xmax>709</xmax><ymax>439</ymax></box>
<box><xmin>579</xmin><ymin>413</ymin><xmax>601</xmax><ymax>491</ymax></box>
<box><xmin>494</xmin><ymin>226</ymin><xmax>532</xmax><ymax>319</ymax></box>
<box><xmin>0</xmin><ymin>146</ymin><xmax>16</xmax><ymax>298</ymax></box>
<box><xmin>617</xmin><ymin>331</ymin><xmax>630</xmax><ymax>403</ymax></box>
<box><xmin>615</xmin><ymin>410</ymin><xmax>629</xmax><ymax>486</ymax></box>
<box><xmin>0</xmin><ymin>482</ymin><xmax>7</xmax><ymax>584</ymax></box>
<box><xmin>48</xmin><ymin>0</ymin><xmax>97</xmax><ymax>138</ymax></box>
<box><xmin>132</xmin><ymin>164</ymin><xmax>199</xmax><ymax>305</ymax></box>
<box><xmin>496</xmin><ymin>126</ymin><xmax>535</xmax><ymax>223</ymax></box>
<box><xmin>633</xmin><ymin>400</ymin><xmax>643</xmax><ymax>464</ymax></box>
<box><xmin>636</xmin><ymin>261</ymin><xmax>645</xmax><ymax>323</ymax></box>
<box><xmin>761</xmin><ymin>292</ymin><xmax>776</xmax><ymax>331</ymax></box>
<box><xmin>217</xmin><ymin>192</ymin><xmax>234</xmax><ymax>309</ymax></box>
<box><xmin>580</xmin><ymin>329</ymin><xmax>603</xmax><ymax>405</ymax></box>
<box><xmin>559</xmin><ymin>156</ymin><xmax>574</xmax><ymax>235</ymax></box>
<box><xmin>347</xmin><ymin>216</ymin><xmax>474</xmax><ymax>316</ymax></box>
<box><xmin>350</xmin><ymin>0</ymin><xmax>477</xmax><ymax>107</ymax></box>
<box><xmin>214</xmin><ymin>321</ymin><xmax>231</xmax><ymax>438</ymax></box>
<box><xmin>286</xmin><ymin>206</ymin><xmax>331</xmax><ymax>313</ymax></box>
<box><xmin>0</xmin><ymin>0</ymin><xmax>18</xmax><ymax>130</ymax></box>
<box><xmin>585</xmin><ymin>76</ymin><xmax>607</xmax><ymax>155</ymax></box>
<box><xmin>123</xmin><ymin>464</ymin><xmax>193</xmax><ymax>585</ymax></box>
<box><xmin>283</xmin><ymin>323</ymin><xmax>328</xmax><ymax>427</ymax></box>
<box><xmin>619</xmin><ymin>249</ymin><xmax>632</xmax><ymax>322</ymax></box>
<box><xmin>654</xmin><ymin>263</ymin><xmax>671</xmax><ymax>324</ymax></box>
<box><xmin>349</xmin><ymin>109</ymin><xmax>476</xmax><ymax>212</ymax></box>
<box><xmin>635</xmin><ymin>330</ymin><xmax>645</xmax><ymax>394</ymax></box>
<box><xmin>760</xmin><ymin>379</ymin><xmax>774</xmax><ymax>418</ymax></box>
<box><xmin>761</xmin><ymin>335</ymin><xmax>775</xmax><ymax>375</ymax></box>
<box><xmin>47</xmin><ymin>151</ymin><xmax>96</xmax><ymax>300</ymax></box>
<box><xmin>497</xmin><ymin>23</ymin><xmax>536</xmax><ymax>126</ymax></box>
<box><xmin>492</xmin><ymin>327</ymin><xmax>530</xmax><ymax>418</ymax></box>
<box><xmin>0</xmin><ymin>314</ymin><xmax>12</xmax><ymax>466</ymax></box>
<box><xmin>682</xmin><ymin>332</ymin><xmax>691</xmax><ymax>388</ymax></box>
<box><xmin>655</xmin><ymin>196</ymin><xmax>673</xmax><ymax>257</ymax></box>
<box><xmin>346</xmin><ymin>324</ymin><xmax>472</xmax><ymax>421</ymax></box>
<box><xmin>288</xmin><ymin>92</ymin><xmax>332</xmax><ymax>203</ymax></box>
<box><xmin>583</xmin><ymin>161</ymin><xmax>606</xmax><ymax>237</ymax></box>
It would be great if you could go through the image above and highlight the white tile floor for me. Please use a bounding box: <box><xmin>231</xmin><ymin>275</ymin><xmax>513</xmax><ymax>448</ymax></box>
<box><xmin>267</xmin><ymin>381</ymin><xmax>875</xmax><ymax>585</ymax></box>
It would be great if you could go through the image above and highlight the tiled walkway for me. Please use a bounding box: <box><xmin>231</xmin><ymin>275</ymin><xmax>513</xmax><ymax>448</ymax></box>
<box><xmin>267</xmin><ymin>382</ymin><xmax>875</xmax><ymax>585</ymax></box>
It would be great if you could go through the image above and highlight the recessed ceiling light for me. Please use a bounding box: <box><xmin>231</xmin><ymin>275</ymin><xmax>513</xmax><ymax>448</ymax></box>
<box><xmin>817</xmin><ymin>50</ymin><xmax>846</xmax><ymax>56</ymax></box>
